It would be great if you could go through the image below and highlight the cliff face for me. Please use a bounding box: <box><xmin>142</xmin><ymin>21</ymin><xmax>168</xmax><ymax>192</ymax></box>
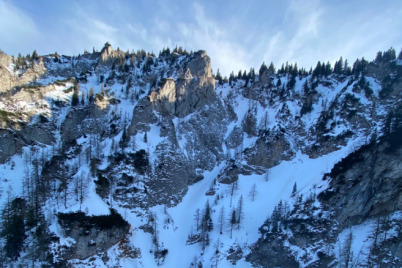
<box><xmin>148</xmin><ymin>50</ymin><xmax>215</xmax><ymax>118</ymax></box>
<box><xmin>322</xmin><ymin>129</ymin><xmax>402</xmax><ymax>226</ymax></box>
<box><xmin>0</xmin><ymin>52</ymin><xmax>46</xmax><ymax>93</ymax></box>
<box><xmin>247</xmin><ymin>128</ymin><xmax>402</xmax><ymax>267</ymax></box>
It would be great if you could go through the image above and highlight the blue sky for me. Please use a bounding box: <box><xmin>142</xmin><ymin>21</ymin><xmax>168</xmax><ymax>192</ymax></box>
<box><xmin>1</xmin><ymin>0</ymin><xmax>401</xmax><ymax>75</ymax></box>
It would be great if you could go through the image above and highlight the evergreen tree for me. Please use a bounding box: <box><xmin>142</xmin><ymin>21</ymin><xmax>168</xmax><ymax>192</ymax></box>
<box><xmin>229</xmin><ymin>72</ymin><xmax>235</xmax><ymax>86</ymax></box>
<box><xmin>292</xmin><ymin>63</ymin><xmax>298</xmax><ymax>76</ymax></box>
<box><xmin>1</xmin><ymin>198</ymin><xmax>26</xmax><ymax>260</ymax></box>
<box><xmin>287</xmin><ymin>74</ymin><xmax>296</xmax><ymax>90</ymax></box>
<box><xmin>375</xmin><ymin>51</ymin><xmax>383</xmax><ymax>63</ymax></box>
<box><xmin>259</xmin><ymin>62</ymin><xmax>268</xmax><ymax>76</ymax></box>
<box><xmin>230</xmin><ymin>209</ymin><xmax>236</xmax><ymax>239</ymax></box>
<box><xmin>71</xmin><ymin>86</ymin><xmax>79</xmax><ymax>106</ymax></box>
<box><xmin>119</xmin><ymin>127</ymin><xmax>128</xmax><ymax>151</ymax></box>
<box><xmin>334</xmin><ymin>57</ymin><xmax>344</xmax><ymax>74</ymax></box>
<box><xmin>343</xmin><ymin>59</ymin><xmax>350</xmax><ymax>75</ymax></box>
<box><xmin>237</xmin><ymin>70</ymin><xmax>242</xmax><ymax>79</ymax></box>
<box><xmin>325</xmin><ymin>61</ymin><xmax>332</xmax><ymax>76</ymax></box>
<box><xmin>382</xmin><ymin>47</ymin><xmax>396</xmax><ymax>62</ymax></box>
<box><xmin>268</xmin><ymin>62</ymin><xmax>275</xmax><ymax>73</ymax></box>
<box><xmin>202</xmin><ymin>200</ymin><xmax>213</xmax><ymax>232</ymax></box>
<box><xmin>144</xmin><ymin>132</ymin><xmax>148</xmax><ymax>143</ymax></box>
<box><xmin>215</xmin><ymin>69</ymin><xmax>223</xmax><ymax>85</ymax></box>
<box><xmin>276</xmin><ymin>78</ymin><xmax>282</xmax><ymax>87</ymax></box>
<box><xmin>249</xmin><ymin>68</ymin><xmax>256</xmax><ymax>82</ymax></box>
<box><xmin>31</xmin><ymin>50</ymin><xmax>39</xmax><ymax>61</ymax></box>
<box><xmin>89</xmin><ymin>87</ymin><xmax>94</xmax><ymax>103</ymax></box>
<box><xmin>312</xmin><ymin>61</ymin><xmax>322</xmax><ymax>77</ymax></box>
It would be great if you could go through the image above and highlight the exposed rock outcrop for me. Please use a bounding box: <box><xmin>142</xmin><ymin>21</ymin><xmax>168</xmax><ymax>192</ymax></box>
<box><xmin>57</xmin><ymin>210</ymin><xmax>130</xmax><ymax>261</ymax></box>
<box><xmin>244</xmin><ymin>129</ymin><xmax>294</xmax><ymax>169</ymax></box>
<box><xmin>248</xmin><ymin>128</ymin><xmax>402</xmax><ymax>267</ymax></box>
<box><xmin>320</xmin><ymin>128</ymin><xmax>402</xmax><ymax>227</ymax></box>
<box><xmin>149</xmin><ymin>51</ymin><xmax>215</xmax><ymax>118</ymax></box>
<box><xmin>0</xmin><ymin>52</ymin><xmax>46</xmax><ymax>92</ymax></box>
<box><xmin>97</xmin><ymin>42</ymin><xmax>126</xmax><ymax>68</ymax></box>
<box><xmin>0</xmin><ymin>129</ymin><xmax>24</xmax><ymax>163</ymax></box>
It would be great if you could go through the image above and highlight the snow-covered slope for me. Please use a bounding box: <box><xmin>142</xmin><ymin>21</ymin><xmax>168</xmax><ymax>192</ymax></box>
<box><xmin>0</xmin><ymin>44</ymin><xmax>400</xmax><ymax>267</ymax></box>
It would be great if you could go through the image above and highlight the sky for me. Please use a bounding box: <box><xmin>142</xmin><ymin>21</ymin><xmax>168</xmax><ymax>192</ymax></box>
<box><xmin>1</xmin><ymin>0</ymin><xmax>401</xmax><ymax>76</ymax></box>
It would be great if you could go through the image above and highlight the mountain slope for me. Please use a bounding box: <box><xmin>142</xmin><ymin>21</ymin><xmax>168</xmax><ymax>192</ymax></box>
<box><xmin>0</xmin><ymin>44</ymin><xmax>400</xmax><ymax>267</ymax></box>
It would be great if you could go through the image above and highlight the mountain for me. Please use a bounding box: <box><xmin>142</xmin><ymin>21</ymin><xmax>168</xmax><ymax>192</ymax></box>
<box><xmin>0</xmin><ymin>44</ymin><xmax>400</xmax><ymax>267</ymax></box>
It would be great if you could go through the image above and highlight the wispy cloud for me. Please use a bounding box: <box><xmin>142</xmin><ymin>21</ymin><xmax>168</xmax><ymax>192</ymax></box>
<box><xmin>1</xmin><ymin>0</ymin><xmax>401</xmax><ymax>75</ymax></box>
<box><xmin>175</xmin><ymin>3</ymin><xmax>249</xmax><ymax>76</ymax></box>
<box><xmin>0</xmin><ymin>0</ymin><xmax>40</xmax><ymax>55</ymax></box>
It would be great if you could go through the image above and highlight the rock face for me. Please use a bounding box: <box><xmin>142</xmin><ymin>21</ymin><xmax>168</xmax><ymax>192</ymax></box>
<box><xmin>149</xmin><ymin>51</ymin><xmax>215</xmax><ymax>118</ymax></box>
<box><xmin>57</xmin><ymin>210</ymin><xmax>130</xmax><ymax>261</ymax></box>
<box><xmin>321</xmin><ymin>128</ymin><xmax>402</xmax><ymax>227</ymax></box>
<box><xmin>0</xmin><ymin>129</ymin><xmax>24</xmax><ymax>163</ymax></box>
<box><xmin>244</xmin><ymin>129</ymin><xmax>294</xmax><ymax>168</ymax></box>
<box><xmin>247</xmin><ymin>234</ymin><xmax>300</xmax><ymax>268</ymax></box>
<box><xmin>0</xmin><ymin>45</ymin><xmax>401</xmax><ymax>267</ymax></box>
<box><xmin>0</xmin><ymin>52</ymin><xmax>46</xmax><ymax>93</ymax></box>
<box><xmin>97</xmin><ymin>42</ymin><xmax>126</xmax><ymax>68</ymax></box>
<box><xmin>248</xmin><ymin>128</ymin><xmax>402</xmax><ymax>267</ymax></box>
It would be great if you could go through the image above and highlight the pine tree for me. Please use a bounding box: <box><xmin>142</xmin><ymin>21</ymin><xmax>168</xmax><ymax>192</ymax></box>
<box><xmin>268</xmin><ymin>62</ymin><xmax>275</xmax><ymax>73</ymax></box>
<box><xmin>31</xmin><ymin>50</ymin><xmax>39</xmax><ymax>61</ymax></box>
<box><xmin>89</xmin><ymin>87</ymin><xmax>94</xmax><ymax>103</ymax></box>
<box><xmin>203</xmin><ymin>201</ymin><xmax>213</xmax><ymax>232</ymax></box>
<box><xmin>119</xmin><ymin>127</ymin><xmax>128</xmax><ymax>151</ymax></box>
<box><xmin>71</xmin><ymin>89</ymin><xmax>79</xmax><ymax>106</ymax></box>
<box><xmin>230</xmin><ymin>209</ymin><xmax>236</xmax><ymax>239</ymax></box>
<box><xmin>276</xmin><ymin>78</ymin><xmax>282</xmax><ymax>87</ymax></box>
<box><xmin>144</xmin><ymin>132</ymin><xmax>148</xmax><ymax>143</ymax></box>
<box><xmin>1</xmin><ymin>197</ymin><xmax>26</xmax><ymax>260</ymax></box>
<box><xmin>215</xmin><ymin>69</ymin><xmax>223</xmax><ymax>85</ymax></box>
<box><xmin>249</xmin><ymin>68</ymin><xmax>256</xmax><ymax>82</ymax></box>
<box><xmin>334</xmin><ymin>57</ymin><xmax>344</xmax><ymax>74</ymax></box>
<box><xmin>375</xmin><ymin>51</ymin><xmax>383</xmax><ymax>63</ymax></box>
<box><xmin>312</xmin><ymin>61</ymin><xmax>322</xmax><ymax>77</ymax></box>
<box><xmin>382</xmin><ymin>47</ymin><xmax>396</xmax><ymax>62</ymax></box>
<box><xmin>259</xmin><ymin>62</ymin><xmax>268</xmax><ymax>76</ymax></box>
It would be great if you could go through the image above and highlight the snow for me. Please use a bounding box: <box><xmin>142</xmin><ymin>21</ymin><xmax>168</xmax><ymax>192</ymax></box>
<box><xmin>113</xmin><ymin>140</ymin><xmax>360</xmax><ymax>268</ymax></box>
<box><xmin>59</xmin><ymin>179</ymin><xmax>110</xmax><ymax>216</ymax></box>
<box><xmin>0</xmin><ymin>152</ymin><xmax>26</xmax><ymax>207</ymax></box>
<box><xmin>0</xmin><ymin>52</ymin><xmax>398</xmax><ymax>267</ymax></box>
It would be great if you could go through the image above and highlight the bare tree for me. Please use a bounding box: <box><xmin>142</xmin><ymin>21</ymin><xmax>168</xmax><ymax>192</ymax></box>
<box><xmin>341</xmin><ymin>231</ymin><xmax>353</xmax><ymax>268</ymax></box>
<box><xmin>264</xmin><ymin>169</ymin><xmax>270</xmax><ymax>182</ymax></box>
<box><xmin>249</xmin><ymin>183</ymin><xmax>257</xmax><ymax>202</ymax></box>
<box><xmin>218</xmin><ymin>206</ymin><xmax>225</xmax><ymax>235</ymax></box>
<box><xmin>291</xmin><ymin>182</ymin><xmax>297</xmax><ymax>197</ymax></box>
<box><xmin>194</xmin><ymin>209</ymin><xmax>200</xmax><ymax>231</ymax></box>
<box><xmin>236</xmin><ymin>195</ymin><xmax>244</xmax><ymax>229</ymax></box>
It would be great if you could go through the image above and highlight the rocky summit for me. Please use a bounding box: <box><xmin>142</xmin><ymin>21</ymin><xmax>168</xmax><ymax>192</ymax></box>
<box><xmin>0</xmin><ymin>44</ymin><xmax>401</xmax><ymax>267</ymax></box>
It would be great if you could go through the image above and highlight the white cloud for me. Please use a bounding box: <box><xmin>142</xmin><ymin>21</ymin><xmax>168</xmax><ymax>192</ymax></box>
<box><xmin>1</xmin><ymin>0</ymin><xmax>400</xmax><ymax>74</ymax></box>
<box><xmin>174</xmin><ymin>3</ymin><xmax>249</xmax><ymax>76</ymax></box>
